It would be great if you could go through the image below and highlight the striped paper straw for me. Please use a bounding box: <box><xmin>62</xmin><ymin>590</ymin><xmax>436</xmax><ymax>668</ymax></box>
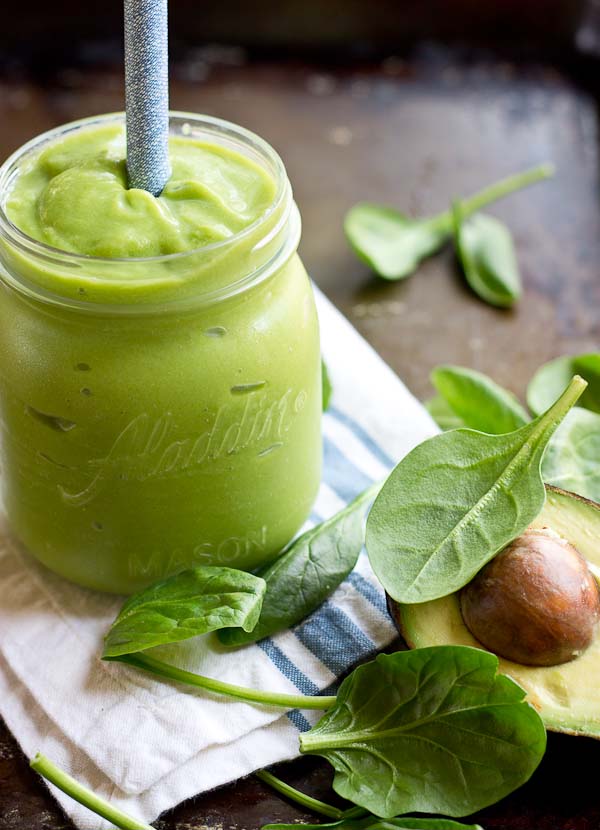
<box><xmin>124</xmin><ymin>0</ymin><xmax>171</xmax><ymax>195</ymax></box>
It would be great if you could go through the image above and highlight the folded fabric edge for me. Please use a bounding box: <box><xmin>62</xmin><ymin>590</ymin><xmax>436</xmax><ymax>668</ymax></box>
<box><xmin>0</xmin><ymin>652</ymin><xmax>305</xmax><ymax>830</ymax></box>
<box><xmin>1</xmin><ymin>619</ymin><xmax>313</xmax><ymax>795</ymax></box>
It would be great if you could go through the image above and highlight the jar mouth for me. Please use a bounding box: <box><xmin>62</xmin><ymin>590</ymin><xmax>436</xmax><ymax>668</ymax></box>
<box><xmin>0</xmin><ymin>112</ymin><xmax>299</xmax><ymax>312</ymax></box>
<box><xmin>0</xmin><ymin>111</ymin><xmax>289</xmax><ymax>265</ymax></box>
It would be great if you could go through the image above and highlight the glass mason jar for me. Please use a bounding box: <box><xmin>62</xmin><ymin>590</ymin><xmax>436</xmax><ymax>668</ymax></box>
<box><xmin>0</xmin><ymin>113</ymin><xmax>322</xmax><ymax>594</ymax></box>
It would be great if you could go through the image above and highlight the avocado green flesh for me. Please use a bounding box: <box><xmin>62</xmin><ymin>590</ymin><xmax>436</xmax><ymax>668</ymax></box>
<box><xmin>396</xmin><ymin>486</ymin><xmax>600</xmax><ymax>738</ymax></box>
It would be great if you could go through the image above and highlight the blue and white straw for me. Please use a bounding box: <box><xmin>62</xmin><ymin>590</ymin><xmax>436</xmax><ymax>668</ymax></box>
<box><xmin>124</xmin><ymin>0</ymin><xmax>171</xmax><ymax>195</ymax></box>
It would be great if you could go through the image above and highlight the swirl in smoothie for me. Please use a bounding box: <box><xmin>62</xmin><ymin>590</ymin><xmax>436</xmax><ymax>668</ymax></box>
<box><xmin>6</xmin><ymin>122</ymin><xmax>276</xmax><ymax>258</ymax></box>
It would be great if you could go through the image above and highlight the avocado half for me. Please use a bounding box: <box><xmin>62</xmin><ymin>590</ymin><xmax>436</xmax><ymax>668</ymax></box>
<box><xmin>389</xmin><ymin>485</ymin><xmax>600</xmax><ymax>738</ymax></box>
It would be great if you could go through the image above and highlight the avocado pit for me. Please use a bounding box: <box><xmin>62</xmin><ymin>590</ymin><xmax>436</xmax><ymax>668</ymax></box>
<box><xmin>460</xmin><ymin>528</ymin><xmax>600</xmax><ymax>667</ymax></box>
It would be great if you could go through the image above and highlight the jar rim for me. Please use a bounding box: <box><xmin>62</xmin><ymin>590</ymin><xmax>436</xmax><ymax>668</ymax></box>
<box><xmin>0</xmin><ymin>111</ymin><xmax>300</xmax><ymax>314</ymax></box>
<box><xmin>0</xmin><ymin>111</ymin><xmax>288</xmax><ymax>265</ymax></box>
<box><xmin>0</xmin><ymin>202</ymin><xmax>301</xmax><ymax>316</ymax></box>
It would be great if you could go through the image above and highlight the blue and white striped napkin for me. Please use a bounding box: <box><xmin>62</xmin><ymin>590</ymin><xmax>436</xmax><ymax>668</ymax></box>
<box><xmin>0</xmin><ymin>287</ymin><xmax>437</xmax><ymax>829</ymax></box>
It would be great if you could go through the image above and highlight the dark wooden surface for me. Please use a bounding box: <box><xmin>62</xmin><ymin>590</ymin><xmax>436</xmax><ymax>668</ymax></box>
<box><xmin>0</xmin><ymin>0</ymin><xmax>585</xmax><ymax>53</ymax></box>
<box><xmin>1</xmin><ymin>45</ymin><xmax>600</xmax><ymax>830</ymax></box>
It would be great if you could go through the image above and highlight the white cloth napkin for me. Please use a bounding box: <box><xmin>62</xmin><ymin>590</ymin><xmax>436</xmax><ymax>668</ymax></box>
<box><xmin>0</xmin><ymin>288</ymin><xmax>437</xmax><ymax>829</ymax></box>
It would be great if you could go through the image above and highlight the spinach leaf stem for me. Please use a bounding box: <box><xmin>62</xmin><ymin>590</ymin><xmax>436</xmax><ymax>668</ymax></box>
<box><xmin>256</xmin><ymin>770</ymin><xmax>346</xmax><ymax>819</ymax></box>
<box><xmin>112</xmin><ymin>652</ymin><xmax>337</xmax><ymax>710</ymax></box>
<box><xmin>427</xmin><ymin>163</ymin><xmax>554</xmax><ymax>234</ymax></box>
<box><xmin>30</xmin><ymin>753</ymin><xmax>155</xmax><ymax>830</ymax></box>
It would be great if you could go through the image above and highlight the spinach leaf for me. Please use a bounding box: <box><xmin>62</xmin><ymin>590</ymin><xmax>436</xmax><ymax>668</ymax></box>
<box><xmin>218</xmin><ymin>484</ymin><xmax>380</xmax><ymax>647</ymax></box>
<box><xmin>541</xmin><ymin>408</ymin><xmax>600</xmax><ymax>502</ymax></box>
<box><xmin>425</xmin><ymin>395</ymin><xmax>466</xmax><ymax>431</ymax></box>
<box><xmin>366</xmin><ymin>377</ymin><xmax>584</xmax><ymax>603</ymax></box>
<box><xmin>300</xmin><ymin>646</ymin><xmax>546</xmax><ymax>819</ymax></box>
<box><xmin>344</xmin><ymin>165</ymin><xmax>552</xmax><ymax>281</ymax></box>
<box><xmin>452</xmin><ymin>206</ymin><xmax>521</xmax><ymax>308</ymax></box>
<box><xmin>103</xmin><ymin>566</ymin><xmax>266</xmax><ymax>658</ymax></box>
<box><xmin>428</xmin><ymin>362</ymin><xmax>600</xmax><ymax>503</ymax></box>
<box><xmin>344</xmin><ymin>204</ymin><xmax>447</xmax><ymax>280</ymax></box>
<box><xmin>322</xmin><ymin>358</ymin><xmax>333</xmax><ymax>411</ymax></box>
<box><xmin>431</xmin><ymin>365</ymin><xmax>529</xmax><ymax>434</ymax></box>
<box><xmin>575</xmin><ymin>353</ymin><xmax>600</xmax><ymax>410</ymax></box>
<box><xmin>264</xmin><ymin>817</ymin><xmax>483</xmax><ymax>830</ymax></box>
<box><xmin>528</xmin><ymin>353</ymin><xmax>600</xmax><ymax>415</ymax></box>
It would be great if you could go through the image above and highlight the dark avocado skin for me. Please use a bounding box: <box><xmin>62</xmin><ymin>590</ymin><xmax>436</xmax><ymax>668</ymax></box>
<box><xmin>387</xmin><ymin>591</ymin><xmax>404</xmax><ymax>637</ymax></box>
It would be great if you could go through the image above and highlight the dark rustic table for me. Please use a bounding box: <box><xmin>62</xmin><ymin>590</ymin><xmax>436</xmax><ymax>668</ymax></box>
<box><xmin>1</xmin><ymin>43</ymin><xmax>599</xmax><ymax>830</ymax></box>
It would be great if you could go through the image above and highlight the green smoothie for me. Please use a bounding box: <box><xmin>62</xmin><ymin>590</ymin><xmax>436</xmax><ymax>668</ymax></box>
<box><xmin>0</xmin><ymin>113</ymin><xmax>322</xmax><ymax>593</ymax></box>
<box><xmin>7</xmin><ymin>122</ymin><xmax>276</xmax><ymax>258</ymax></box>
